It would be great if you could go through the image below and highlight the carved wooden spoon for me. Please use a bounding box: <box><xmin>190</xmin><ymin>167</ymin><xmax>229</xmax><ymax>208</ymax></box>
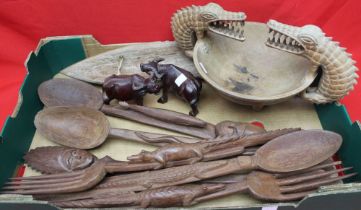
<box><xmin>38</xmin><ymin>78</ymin><xmax>216</xmax><ymax>139</ymax></box>
<box><xmin>2</xmin><ymin>130</ymin><xmax>342</xmax><ymax>195</ymax></box>
<box><xmin>24</xmin><ymin>128</ymin><xmax>298</xmax><ymax>174</ymax></box>
<box><xmin>35</xmin><ymin>106</ymin><xmax>201</xmax><ymax>149</ymax></box>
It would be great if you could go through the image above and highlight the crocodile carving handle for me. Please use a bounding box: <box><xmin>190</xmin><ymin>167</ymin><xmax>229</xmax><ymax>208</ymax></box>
<box><xmin>266</xmin><ymin>20</ymin><xmax>358</xmax><ymax>104</ymax></box>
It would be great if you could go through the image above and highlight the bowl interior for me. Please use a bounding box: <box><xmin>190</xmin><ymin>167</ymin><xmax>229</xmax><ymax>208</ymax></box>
<box><xmin>194</xmin><ymin>22</ymin><xmax>317</xmax><ymax>102</ymax></box>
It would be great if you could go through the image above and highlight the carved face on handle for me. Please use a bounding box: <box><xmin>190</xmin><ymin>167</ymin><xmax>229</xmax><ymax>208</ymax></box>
<box><xmin>24</xmin><ymin>146</ymin><xmax>96</xmax><ymax>174</ymax></box>
<box><xmin>61</xmin><ymin>149</ymin><xmax>95</xmax><ymax>171</ymax></box>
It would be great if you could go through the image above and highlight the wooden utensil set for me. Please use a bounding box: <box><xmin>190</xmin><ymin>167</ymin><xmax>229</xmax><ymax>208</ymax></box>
<box><xmin>0</xmin><ymin>77</ymin><xmax>355</xmax><ymax>208</ymax></box>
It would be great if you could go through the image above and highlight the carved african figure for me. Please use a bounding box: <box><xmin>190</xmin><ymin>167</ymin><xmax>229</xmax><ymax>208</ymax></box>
<box><xmin>102</xmin><ymin>74</ymin><xmax>161</xmax><ymax>105</ymax></box>
<box><xmin>171</xmin><ymin>2</ymin><xmax>246</xmax><ymax>56</ymax></box>
<box><xmin>140</xmin><ymin>58</ymin><xmax>203</xmax><ymax>116</ymax></box>
<box><xmin>266</xmin><ymin>20</ymin><xmax>358</xmax><ymax>103</ymax></box>
<box><xmin>24</xmin><ymin>146</ymin><xmax>95</xmax><ymax>174</ymax></box>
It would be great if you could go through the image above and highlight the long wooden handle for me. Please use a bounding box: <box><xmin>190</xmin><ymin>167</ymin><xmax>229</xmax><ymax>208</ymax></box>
<box><xmin>117</xmin><ymin>102</ymin><xmax>208</xmax><ymax>128</ymax></box>
<box><xmin>101</xmin><ymin>156</ymin><xmax>255</xmax><ymax>192</ymax></box>
<box><xmin>101</xmin><ymin>104</ymin><xmax>216</xmax><ymax>139</ymax></box>
<box><xmin>108</xmin><ymin>128</ymin><xmax>201</xmax><ymax>146</ymax></box>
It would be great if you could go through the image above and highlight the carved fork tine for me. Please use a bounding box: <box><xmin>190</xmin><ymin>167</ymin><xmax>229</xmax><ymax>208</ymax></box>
<box><xmin>279</xmin><ymin>168</ymin><xmax>354</xmax><ymax>193</ymax></box>
<box><xmin>3</xmin><ymin>170</ymin><xmax>90</xmax><ymax>185</ymax></box>
<box><xmin>274</xmin><ymin>161</ymin><xmax>343</xmax><ymax>178</ymax></box>
<box><xmin>8</xmin><ymin>170</ymin><xmax>84</xmax><ymax>180</ymax></box>
<box><xmin>277</xmin><ymin>172</ymin><xmax>356</xmax><ymax>201</ymax></box>
<box><xmin>278</xmin><ymin>167</ymin><xmax>352</xmax><ymax>186</ymax></box>
<box><xmin>1</xmin><ymin>162</ymin><xmax>107</xmax><ymax>195</ymax></box>
<box><xmin>195</xmin><ymin>166</ymin><xmax>355</xmax><ymax>204</ymax></box>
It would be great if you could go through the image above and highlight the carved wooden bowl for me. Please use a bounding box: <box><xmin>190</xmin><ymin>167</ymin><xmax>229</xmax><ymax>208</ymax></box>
<box><xmin>193</xmin><ymin>22</ymin><xmax>318</xmax><ymax>110</ymax></box>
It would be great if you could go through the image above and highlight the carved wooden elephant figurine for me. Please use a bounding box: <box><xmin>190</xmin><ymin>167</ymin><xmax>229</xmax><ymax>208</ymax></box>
<box><xmin>102</xmin><ymin>74</ymin><xmax>161</xmax><ymax>105</ymax></box>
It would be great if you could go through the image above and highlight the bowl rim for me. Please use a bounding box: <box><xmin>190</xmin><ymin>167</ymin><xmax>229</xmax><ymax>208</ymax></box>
<box><xmin>193</xmin><ymin>21</ymin><xmax>318</xmax><ymax>102</ymax></box>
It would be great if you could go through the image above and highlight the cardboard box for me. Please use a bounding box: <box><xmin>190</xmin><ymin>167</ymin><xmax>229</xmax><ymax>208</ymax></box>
<box><xmin>1</xmin><ymin>35</ymin><xmax>361</xmax><ymax>210</ymax></box>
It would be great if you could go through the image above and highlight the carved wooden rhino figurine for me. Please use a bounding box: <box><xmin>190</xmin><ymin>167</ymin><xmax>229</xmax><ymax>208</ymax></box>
<box><xmin>102</xmin><ymin>74</ymin><xmax>161</xmax><ymax>105</ymax></box>
<box><xmin>140</xmin><ymin>58</ymin><xmax>203</xmax><ymax>116</ymax></box>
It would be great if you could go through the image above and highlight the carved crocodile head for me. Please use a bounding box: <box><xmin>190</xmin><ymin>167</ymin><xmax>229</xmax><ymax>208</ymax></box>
<box><xmin>266</xmin><ymin>19</ymin><xmax>325</xmax><ymax>56</ymax></box>
<box><xmin>198</xmin><ymin>183</ymin><xmax>226</xmax><ymax>196</ymax></box>
<box><xmin>266</xmin><ymin>19</ymin><xmax>358</xmax><ymax>104</ymax></box>
<box><xmin>127</xmin><ymin>150</ymin><xmax>153</xmax><ymax>163</ymax></box>
<box><xmin>199</xmin><ymin>3</ymin><xmax>246</xmax><ymax>41</ymax></box>
<box><xmin>171</xmin><ymin>3</ymin><xmax>246</xmax><ymax>54</ymax></box>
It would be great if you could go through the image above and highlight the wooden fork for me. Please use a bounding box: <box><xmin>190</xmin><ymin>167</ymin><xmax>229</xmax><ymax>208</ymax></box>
<box><xmin>48</xmin><ymin>162</ymin><xmax>355</xmax><ymax>208</ymax></box>
<box><xmin>197</xmin><ymin>166</ymin><xmax>356</xmax><ymax>203</ymax></box>
<box><xmin>33</xmin><ymin>160</ymin><xmax>344</xmax><ymax>203</ymax></box>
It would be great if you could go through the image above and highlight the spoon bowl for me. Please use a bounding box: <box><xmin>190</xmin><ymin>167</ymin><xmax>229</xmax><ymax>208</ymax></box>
<box><xmin>35</xmin><ymin>106</ymin><xmax>110</xmax><ymax>149</ymax></box>
<box><xmin>254</xmin><ymin>130</ymin><xmax>342</xmax><ymax>172</ymax></box>
<box><xmin>38</xmin><ymin>78</ymin><xmax>103</xmax><ymax>109</ymax></box>
<box><xmin>35</xmin><ymin>106</ymin><xmax>205</xmax><ymax>149</ymax></box>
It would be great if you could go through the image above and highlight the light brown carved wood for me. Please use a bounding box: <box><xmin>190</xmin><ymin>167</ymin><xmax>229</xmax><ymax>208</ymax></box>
<box><xmin>61</xmin><ymin>41</ymin><xmax>199</xmax><ymax>84</ymax></box>
<box><xmin>193</xmin><ymin>22</ymin><xmax>318</xmax><ymax>109</ymax></box>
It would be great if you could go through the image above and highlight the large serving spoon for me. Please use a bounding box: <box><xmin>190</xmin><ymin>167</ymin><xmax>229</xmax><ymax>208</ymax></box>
<box><xmin>24</xmin><ymin>128</ymin><xmax>299</xmax><ymax>174</ymax></box>
<box><xmin>2</xmin><ymin>130</ymin><xmax>342</xmax><ymax>194</ymax></box>
<box><xmin>35</xmin><ymin>106</ymin><xmax>204</xmax><ymax>149</ymax></box>
<box><xmin>38</xmin><ymin>78</ymin><xmax>216</xmax><ymax>139</ymax></box>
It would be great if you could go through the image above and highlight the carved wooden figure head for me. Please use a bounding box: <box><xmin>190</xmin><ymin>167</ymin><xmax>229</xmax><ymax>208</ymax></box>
<box><xmin>24</xmin><ymin>146</ymin><xmax>96</xmax><ymax>174</ymax></box>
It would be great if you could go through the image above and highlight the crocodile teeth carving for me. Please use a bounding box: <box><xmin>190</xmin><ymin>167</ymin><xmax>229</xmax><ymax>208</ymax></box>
<box><xmin>266</xmin><ymin>19</ymin><xmax>358</xmax><ymax>103</ymax></box>
<box><xmin>171</xmin><ymin>3</ymin><xmax>246</xmax><ymax>54</ymax></box>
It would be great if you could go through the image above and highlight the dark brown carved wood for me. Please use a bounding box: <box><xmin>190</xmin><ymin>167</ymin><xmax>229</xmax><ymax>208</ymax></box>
<box><xmin>140</xmin><ymin>58</ymin><xmax>203</xmax><ymax>116</ymax></box>
<box><xmin>2</xmin><ymin>130</ymin><xmax>342</xmax><ymax>195</ymax></box>
<box><xmin>102</xmin><ymin>74</ymin><xmax>161</xmax><ymax>105</ymax></box>
<box><xmin>38</xmin><ymin>78</ymin><xmax>215</xmax><ymax>138</ymax></box>
<box><xmin>48</xmin><ymin>163</ymin><xmax>354</xmax><ymax>208</ymax></box>
<box><xmin>24</xmin><ymin>128</ymin><xmax>299</xmax><ymax>174</ymax></box>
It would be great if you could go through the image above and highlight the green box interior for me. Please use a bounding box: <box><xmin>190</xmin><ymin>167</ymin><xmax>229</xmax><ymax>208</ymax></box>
<box><xmin>1</xmin><ymin>37</ymin><xmax>361</xmax><ymax>209</ymax></box>
<box><xmin>0</xmin><ymin>38</ymin><xmax>86</xmax><ymax>187</ymax></box>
